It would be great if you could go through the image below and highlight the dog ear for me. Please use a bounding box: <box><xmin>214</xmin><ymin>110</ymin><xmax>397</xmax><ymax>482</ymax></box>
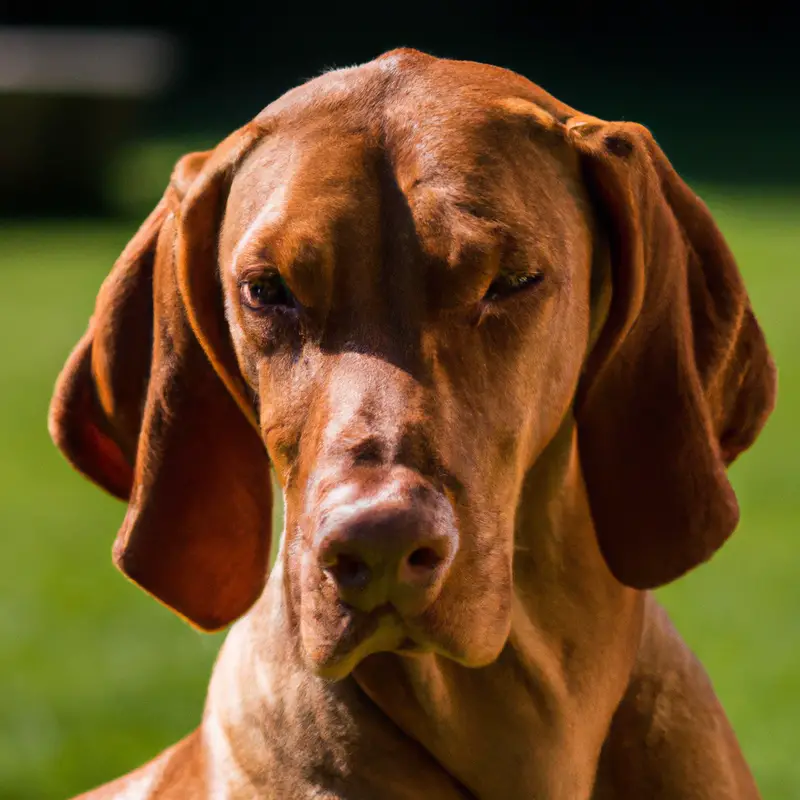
<box><xmin>49</xmin><ymin>126</ymin><xmax>273</xmax><ymax>630</ymax></box>
<box><xmin>568</xmin><ymin>119</ymin><xmax>777</xmax><ymax>589</ymax></box>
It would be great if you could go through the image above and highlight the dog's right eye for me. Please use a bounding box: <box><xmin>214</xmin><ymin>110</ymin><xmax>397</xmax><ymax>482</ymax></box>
<box><xmin>239</xmin><ymin>272</ymin><xmax>294</xmax><ymax>311</ymax></box>
<box><xmin>483</xmin><ymin>270</ymin><xmax>544</xmax><ymax>303</ymax></box>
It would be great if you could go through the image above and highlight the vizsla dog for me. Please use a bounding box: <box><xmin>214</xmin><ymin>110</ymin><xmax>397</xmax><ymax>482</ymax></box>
<box><xmin>49</xmin><ymin>49</ymin><xmax>776</xmax><ymax>799</ymax></box>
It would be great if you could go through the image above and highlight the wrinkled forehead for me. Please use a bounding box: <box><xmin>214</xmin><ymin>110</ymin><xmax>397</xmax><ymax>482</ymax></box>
<box><xmin>220</xmin><ymin>74</ymin><xmax>591</xmax><ymax>276</ymax></box>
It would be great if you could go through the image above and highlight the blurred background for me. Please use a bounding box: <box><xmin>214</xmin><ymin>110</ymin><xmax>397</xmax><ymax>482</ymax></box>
<box><xmin>0</xmin><ymin>5</ymin><xmax>797</xmax><ymax>798</ymax></box>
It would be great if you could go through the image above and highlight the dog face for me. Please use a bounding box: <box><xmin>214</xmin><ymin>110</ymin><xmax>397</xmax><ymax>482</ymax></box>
<box><xmin>49</xmin><ymin>50</ymin><xmax>775</xmax><ymax>680</ymax></box>
<box><xmin>216</xmin><ymin>84</ymin><xmax>595</xmax><ymax>676</ymax></box>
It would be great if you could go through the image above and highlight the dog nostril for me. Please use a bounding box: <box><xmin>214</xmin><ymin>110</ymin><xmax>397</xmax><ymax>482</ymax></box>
<box><xmin>406</xmin><ymin>546</ymin><xmax>442</xmax><ymax>573</ymax></box>
<box><xmin>327</xmin><ymin>553</ymin><xmax>372</xmax><ymax>590</ymax></box>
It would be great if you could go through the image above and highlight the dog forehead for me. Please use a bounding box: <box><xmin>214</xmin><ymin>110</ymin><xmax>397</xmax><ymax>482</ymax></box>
<box><xmin>226</xmin><ymin>47</ymin><xmax>581</xmax><ymax>203</ymax></box>
<box><xmin>226</xmin><ymin>98</ymin><xmax>574</xmax><ymax>231</ymax></box>
<box><xmin>221</xmin><ymin>53</ymin><xmax>589</xmax><ymax>275</ymax></box>
<box><xmin>222</xmin><ymin>136</ymin><xmax>565</xmax><ymax>289</ymax></box>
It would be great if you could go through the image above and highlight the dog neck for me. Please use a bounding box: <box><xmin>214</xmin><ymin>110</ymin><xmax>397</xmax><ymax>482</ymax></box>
<box><xmin>204</xmin><ymin>419</ymin><xmax>644</xmax><ymax>799</ymax></box>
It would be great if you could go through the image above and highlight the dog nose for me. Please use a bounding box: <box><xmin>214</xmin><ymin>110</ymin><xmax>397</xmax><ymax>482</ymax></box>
<box><xmin>316</xmin><ymin>501</ymin><xmax>457</xmax><ymax>615</ymax></box>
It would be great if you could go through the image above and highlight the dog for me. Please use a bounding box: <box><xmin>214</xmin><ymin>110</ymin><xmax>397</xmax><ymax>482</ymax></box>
<box><xmin>49</xmin><ymin>48</ymin><xmax>776</xmax><ymax>798</ymax></box>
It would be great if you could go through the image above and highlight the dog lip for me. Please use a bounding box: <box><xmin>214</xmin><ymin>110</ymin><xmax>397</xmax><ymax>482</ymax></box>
<box><xmin>308</xmin><ymin>602</ymin><xmax>435</xmax><ymax>675</ymax></box>
<box><xmin>315</xmin><ymin>603</ymin><xmax>396</xmax><ymax>663</ymax></box>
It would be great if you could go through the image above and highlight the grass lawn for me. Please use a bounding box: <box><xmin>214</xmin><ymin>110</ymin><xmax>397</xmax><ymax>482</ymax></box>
<box><xmin>0</xmin><ymin>187</ymin><xmax>797</xmax><ymax>798</ymax></box>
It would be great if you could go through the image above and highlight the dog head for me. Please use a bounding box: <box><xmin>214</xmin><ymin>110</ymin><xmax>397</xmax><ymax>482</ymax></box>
<box><xmin>50</xmin><ymin>50</ymin><xmax>775</xmax><ymax>679</ymax></box>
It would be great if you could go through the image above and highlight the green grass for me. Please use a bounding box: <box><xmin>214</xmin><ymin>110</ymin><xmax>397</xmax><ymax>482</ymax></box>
<box><xmin>0</xmin><ymin>188</ymin><xmax>798</xmax><ymax>798</ymax></box>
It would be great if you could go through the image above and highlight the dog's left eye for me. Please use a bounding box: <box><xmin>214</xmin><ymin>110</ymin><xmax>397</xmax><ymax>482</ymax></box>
<box><xmin>239</xmin><ymin>272</ymin><xmax>294</xmax><ymax>311</ymax></box>
<box><xmin>483</xmin><ymin>271</ymin><xmax>543</xmax><ymax>303</ymax></box>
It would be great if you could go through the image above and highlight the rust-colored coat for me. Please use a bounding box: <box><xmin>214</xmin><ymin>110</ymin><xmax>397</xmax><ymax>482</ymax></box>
<box><xmin>49</xmin><ymin>49</ymin><xmax>775</xmax><ymax>799</ymax></box>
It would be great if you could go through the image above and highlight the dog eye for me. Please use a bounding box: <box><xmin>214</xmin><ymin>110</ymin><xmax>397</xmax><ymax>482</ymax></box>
<box><xmin>239</xmin><ymin>272</ymin><xmax>294</xmax><ymax>311</ymax></box>
<box><xmin>483</xmin><ymin>271</ymin><xmax>543</xmax><ymax>302</ymax></box>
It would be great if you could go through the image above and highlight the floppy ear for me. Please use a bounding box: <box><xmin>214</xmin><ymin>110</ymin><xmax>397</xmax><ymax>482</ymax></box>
<box><xmin>569</xmin><ymin>119</ymin><xmax>777</xmax><ymax>589</ymax></box>
<box><xmin>49</xmin><ymin>126</ymin><xmax>273</xmax><ymax>630</ymax></box>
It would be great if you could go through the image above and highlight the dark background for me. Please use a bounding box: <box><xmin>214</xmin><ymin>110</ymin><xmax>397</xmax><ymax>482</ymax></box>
<box><xmin>2</xmin><ymin>5</ymin><xmax>798</xmax><ymax>215</ymax></box>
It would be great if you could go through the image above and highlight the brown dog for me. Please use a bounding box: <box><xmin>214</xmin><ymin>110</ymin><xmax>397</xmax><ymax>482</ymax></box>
<box><xmin>49</xmin><ymin>48</ymin><xmax>775</xmax><ymax>799</ymax></box>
